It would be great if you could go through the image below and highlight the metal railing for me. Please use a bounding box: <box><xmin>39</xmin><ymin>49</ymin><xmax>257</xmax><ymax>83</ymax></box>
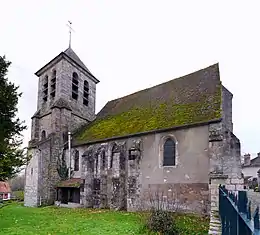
<box><xmin>219</xmin><ymin>185</ymin><xmax>260</xmax><ymax>235</ymax></box>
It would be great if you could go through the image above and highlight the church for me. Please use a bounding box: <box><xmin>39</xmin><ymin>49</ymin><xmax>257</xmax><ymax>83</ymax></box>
<box><xmin>24</xmin><ymin>46</ymin><xmax>243</xmax><ymax>214</ymax></box>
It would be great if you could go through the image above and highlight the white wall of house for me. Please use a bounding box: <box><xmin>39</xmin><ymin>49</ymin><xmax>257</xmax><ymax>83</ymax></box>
<box><xmin>242</xmin><ymin>166</ymin><xmax>260</xmax><ymax>178</ymax></box>
<box><xmin>0</xmin><ymin>192</ymin><xmax>11</xmax><ymax>200</ymax></box>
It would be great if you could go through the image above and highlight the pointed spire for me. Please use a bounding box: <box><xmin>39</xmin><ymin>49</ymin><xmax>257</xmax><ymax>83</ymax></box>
<box><xmin>64</xmin><ymin>47</ymin><xmax>90</xmax><ymax>73</ymax></box>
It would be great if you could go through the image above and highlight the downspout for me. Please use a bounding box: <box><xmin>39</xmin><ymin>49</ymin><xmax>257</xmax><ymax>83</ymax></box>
<box><xmin>38</xmin><ymin>148</ymin><xmax>42</xmax><ymax>206</ymax></box>
<box><xmin>68</xmin><ymin>131</ymin><xmax>71</xmax><ymax>179</ymax></box>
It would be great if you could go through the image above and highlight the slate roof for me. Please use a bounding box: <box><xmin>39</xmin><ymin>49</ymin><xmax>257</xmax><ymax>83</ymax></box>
<box><xmin>74</xmin><ymin>63</ymin><xmax>222</xmax><ymax>145</ymax></box>
<box><xmin>243</xmin><ymin>156</ymin><xmax>260</xmax><ymax>168</ymax></box>
<box><xmin>0</xmin><ymin>182</ymin><xmax>11</xmax><ymax>193</ymax></box>
<box><xmin>35</xmin><ymin>47</ymin><xmax>99</xmax><ymax>83</ymax></box>
<box><xmin>250</xmin><ymin>156</ymin><xmax>260</xmax><ymax>167</ymax></box>
<box><xmin>64</xmin><ymin>47</ymin><xmax>91</xmax><ymax>73</ymax></box>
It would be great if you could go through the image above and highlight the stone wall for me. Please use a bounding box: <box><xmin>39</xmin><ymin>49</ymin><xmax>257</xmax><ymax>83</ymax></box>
<box><xmin>208</xmin><ymin>120</ymin><xmax>243</xmax><ymax>234</ymax></box>
<box><xmin>24</xmin><ymin>148</ymin><xmax>40</xmax><ymax>207</ymax></box>
<box><xmin>127</xmin><ymin>140</ymin><xmax>142</xmax><ymax>211</ymax></box>
<box><xmin>61</xmin><ymin>59</ymin><xmax>96</xmax><ymax>121</ymax></box>
<box><xmin>37</xmin><ymin>60</ymin><xmax>63</xmax><ymax>111</ymax></box>
<box><xmin>81</xmin><ymin>142</ymin><xmax>127</xmax><ymax>210</ymax></box>
<box><xmin>37</xmin><ymin>138</ymin><xmax>52</xmax><ymax>205</ymax></box>
<box><xmin>208</xmin><ymin>122</ymin><xmax>242</xmax><ymax>181</ymax></box>
<box><xmin>247</xmin><ymin>191</ymin><xmax>260</xmax><ymax>215</ymax></box>
<box><xmin>25</xmin><ymin>52</ymin><xmax>96</xmax><ymax>207</ymax></box>
<box><xmin>221</xmin><ymin>86</ymin><xmax>233</xmax><ymax>132</ymax></box>
<box><xmin>141</xmin><ymin>183</ymin><xmax>209</xmax><ymax>214</ymax></box>
<box><xmin>76</xmin><ymin>124</ymin><xmax>212</xmax><ymax>214</ymax></box>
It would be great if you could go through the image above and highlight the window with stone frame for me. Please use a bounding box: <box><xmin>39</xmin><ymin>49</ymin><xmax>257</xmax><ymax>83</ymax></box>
<box><xmin>163</xmin><ymin>138</ymin><xmax>176</xmax><ymax>166</ymax></box>
<box><xmin>101</xmin><ymin>151</ymin><xmax>106</xmax><ymax>170</ymax></box>
<box><xmin>110</xmin><ymin>145</ymin><xmax>117</xmax><ymax>169</ymax></box>
<box><xmin>95</xmin><ymin>154</ymin><xmax>99</xmax><ymax>173</ymax></box>
<box><xmin>63</xmin><ymin>131</ymin><xmax>68</xmax><ymax>149</ymax></box>
<box><xmin>43</xmin><ymin>75</ymin><xmax>48</xmax><ymax>102</ymax></box>
<box><xmin>50</xmin><ymin>69</ymin><xmax>56</xmax><ymax>98</ymax></box>
<box><xmin>72</xmin><ymin>72</ymin><xmax>79</xmax><ymax>100</ymax></box>
<box><xmin>83</xmin><ymin>80</ymin><xmax>89</xmax><ymax>106</ymax></box>
<box><xmin>41</xmin><ymin>130</ymin><xmax>46</xmax><ymax>140</ymax></box>
<box><xmin>74</xmin><ymin>150</ymin><xmax>79</xmax><ymax>171</ymax></box>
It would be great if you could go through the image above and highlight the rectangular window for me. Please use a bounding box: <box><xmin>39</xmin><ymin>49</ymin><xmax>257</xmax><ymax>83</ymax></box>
<box><xmin>50</xmin><ymin>70</ymin><xmax>56</xmax><ymax>99</ymax></box>
<box><xmin>72</xmin><ymin>72</ymin><xmax>79</xmax><ymax>100</ymax></box>
<box><xmin>83</xmin><ymin>80</ymin><xmax>89</xmax><ymax>106</ymax></box>
<box><xmin>43</xmin><ymin>75</ymin><xmax>48</xmax><ymax>102</ymax></box>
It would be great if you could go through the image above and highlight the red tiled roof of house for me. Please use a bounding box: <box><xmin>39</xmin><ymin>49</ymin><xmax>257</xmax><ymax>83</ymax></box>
<box><xmin>0</xmin><ymin>182</ymin><xmax>11</xmax><ymax>193</ymax></box>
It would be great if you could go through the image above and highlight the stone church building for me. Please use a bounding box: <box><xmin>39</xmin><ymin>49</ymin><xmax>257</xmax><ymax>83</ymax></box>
<box><xmin>24</xmin><ymin>46</ymin><xmax>243</xmax><ymax>214</ymax></box>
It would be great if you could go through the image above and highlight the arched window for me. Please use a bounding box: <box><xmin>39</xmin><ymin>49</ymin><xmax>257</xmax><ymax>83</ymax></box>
<box><xmin>43</xmin><ymin>75</ymin><xmax>48</xmax><ymax>102</ymax></box>
<box><xmin>62</xmin><ymin>130</ymin><xmax>68</xmax><ymax>148</ymax></box>
<box><xmin>163</xmin><ymin>138</ymin><xmax>176</xmax><ymax>166</ymax></box>
<box><xmin>110</xmin><ymin>144</ymin><xmax>120</xmax><ymax>169</ymax></box>
<box><xmin>110</xmin><ymin>152</ymin><xmax>113</xmax><ymax>169</ymax></box>
<box><xmin>74</xmin><ymin>150</ymin><xmax>79</xmax><ymax>171</ymax></box>
<box><xmin>72</xmin><ymin>72</ymin><xmax>79</xmax><ymax>100</ymax></box>
<box><xmin>41</xmin><ymin>130</ymin><xmax>46</xmax><ymax>140</ymax></box>
<box><xmin>101</xmin><ymin>151</ymin><xmax>106</xmax><ymax>170</ymax></box>
<box><xmin>50</xmin><ymin>70</ymin><xmax>56</xmax><ymax>98</ymax></box>
<box><xmin>83</xmin><ymin>80</ymin><xmax>89</xmax><ymax>106</ymax></box>
<box><xmin>95</xmin><ymin>155</ymin><xmax>98</xmax><ymax>173</ymax></box>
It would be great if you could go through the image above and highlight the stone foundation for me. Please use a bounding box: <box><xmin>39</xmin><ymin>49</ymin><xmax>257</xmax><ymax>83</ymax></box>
<box><xmin>141</xmin><ymin>183</ymin><xmax>209</xmax><ymax>214</ymax></box>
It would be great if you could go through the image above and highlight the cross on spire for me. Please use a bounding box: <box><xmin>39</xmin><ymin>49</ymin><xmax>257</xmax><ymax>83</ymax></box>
<box><xmin>67</xmin><ymin>21</ymin><xmax>74</xmax><ymax>48</ymax></box>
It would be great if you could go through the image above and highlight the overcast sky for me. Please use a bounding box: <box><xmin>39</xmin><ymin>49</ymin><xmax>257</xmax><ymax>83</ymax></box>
<box><xmin>0</xmin><ymin>1</ymin><xmax>259</xmax><ymax>156</ymax></box>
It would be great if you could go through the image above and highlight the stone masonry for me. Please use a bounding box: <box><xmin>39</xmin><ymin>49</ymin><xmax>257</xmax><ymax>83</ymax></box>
<box><xmin>208</xmin><ymin>120</ymin><xmax>243</xmax><ymax>234</ymax></box>
<box><xmin>24</xmin><ymin>46</ymin><xmax>242</xmax><ymax>226</ymax></box>
<box><xmin>24</xmin><ymin>47</ymin><xmax>99</xmax><ymax>207</ymax></box>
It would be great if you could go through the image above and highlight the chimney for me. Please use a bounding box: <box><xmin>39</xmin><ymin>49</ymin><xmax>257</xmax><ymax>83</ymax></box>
<box><xmin>244</xmin><ymin>154</ymin><xmax>251</xmax><ymax>166</ymax></box>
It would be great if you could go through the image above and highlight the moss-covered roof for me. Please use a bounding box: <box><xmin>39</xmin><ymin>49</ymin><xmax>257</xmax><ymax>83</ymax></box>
<box><xmin>74</xmin><ymin>64</ymin><xmax>222</xmax><ymax>145</ymax></box>
<box><xmin>57</xmin><ymin>178</ymin><xmax>82</xmax><ymax>188</ymax></box>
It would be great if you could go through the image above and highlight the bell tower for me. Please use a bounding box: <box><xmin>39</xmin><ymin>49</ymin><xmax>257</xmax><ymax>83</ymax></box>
<box><xmin>24</xmin><ymin>47</ymin><xmax>99</xmax><ymax>207</ymax></box>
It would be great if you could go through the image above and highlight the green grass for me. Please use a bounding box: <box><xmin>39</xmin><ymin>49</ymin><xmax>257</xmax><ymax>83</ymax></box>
<box><xmin>0</xmin><ymin>203</ymin><xmax>209</xmax><ymax>235</ymax></box>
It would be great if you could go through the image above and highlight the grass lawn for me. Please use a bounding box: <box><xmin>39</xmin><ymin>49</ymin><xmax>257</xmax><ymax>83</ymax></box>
<box><xmin>0</xmin><ymin>203</ymin><xmax>209</xmax><ymax>235</ymax></box>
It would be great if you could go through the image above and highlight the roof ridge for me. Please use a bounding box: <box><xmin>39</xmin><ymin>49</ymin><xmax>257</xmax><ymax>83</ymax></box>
<box><xmin>108</xmin><ymin>63</ymin><xmax>219</xmax><ymax>104</ymax></box>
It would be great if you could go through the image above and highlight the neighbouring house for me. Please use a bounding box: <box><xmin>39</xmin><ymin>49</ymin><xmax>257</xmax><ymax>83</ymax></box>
<box><xmin>0</xmin><ymin>182</ymin><xmax>11</xmax><ymax>201</ymax></box>
<box><xmin>24</xmin><ymin>46</ymin><xmax>243</xmax><ymax>214</ymax></box>
<box><xmin>242</xmin><ymin>153</ymin><xmax>260</xmax><ymax>179</ymax></box>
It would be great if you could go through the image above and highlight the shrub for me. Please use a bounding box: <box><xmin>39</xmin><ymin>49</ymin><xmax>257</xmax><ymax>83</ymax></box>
<box><xmin>147</xmin><ymin>208</ymin><xmax>178</xmax><ymax>235</ymax></box>
<box><xmin>12</xmin><ymin>191</ymin><xmax>24</xmax><ymax>201</ymax></box>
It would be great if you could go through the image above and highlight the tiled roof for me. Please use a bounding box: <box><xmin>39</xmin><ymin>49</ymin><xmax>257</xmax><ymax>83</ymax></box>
<box><xmin>74</xmin><ymin>63</ymin><xmax>222</xmax><ymax>144</ymax></box>
<box><xmin>0</xmin><ymin>182</ymin><xmax>11</xmax><ymax>193</ymax></box>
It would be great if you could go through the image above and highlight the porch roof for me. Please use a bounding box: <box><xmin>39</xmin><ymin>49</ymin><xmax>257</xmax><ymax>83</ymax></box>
<box><xmin>57</xmin><ymin>178</ymin><xmax>82</xmax><ymax>188</ymax></box>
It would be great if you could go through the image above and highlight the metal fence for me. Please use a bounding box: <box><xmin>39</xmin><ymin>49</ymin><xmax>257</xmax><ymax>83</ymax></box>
<box><xmin>219</xmin><ymin>185</ymin><xmax>260</xmax><ymax>235</ymax></box>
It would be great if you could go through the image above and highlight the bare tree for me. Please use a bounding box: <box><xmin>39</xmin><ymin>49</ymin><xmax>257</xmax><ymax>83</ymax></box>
<box><xmin>9</xmin><ymin>174</ymin><xmax>25</xmax><ymax>191</ymax></box>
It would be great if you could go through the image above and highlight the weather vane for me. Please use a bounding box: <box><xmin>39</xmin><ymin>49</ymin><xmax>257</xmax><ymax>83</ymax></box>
<box><xmin>66</xmin><ymin>21</ymin><xmax>74</xmax><ymax>48</ymax></box>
